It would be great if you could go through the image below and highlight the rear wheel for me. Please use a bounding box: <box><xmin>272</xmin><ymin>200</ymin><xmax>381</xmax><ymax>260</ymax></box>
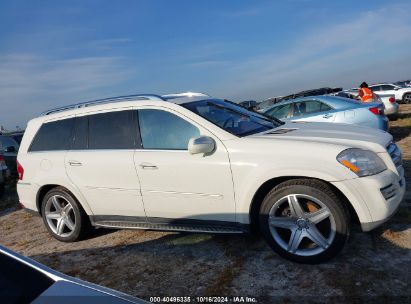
<box><xmin>259</xmin><ymin>179</ymin><xmax>350</xmax><ymax>264</ymax></box>
<box><xmin>403</xmin><ymin>93</ymin><xmax>411</xmax><ymax>104</ymax></box>
<box><xmin>41</xmin><ymin>187</ymin><xmax>90</xmax><ymax>242</ymax></box>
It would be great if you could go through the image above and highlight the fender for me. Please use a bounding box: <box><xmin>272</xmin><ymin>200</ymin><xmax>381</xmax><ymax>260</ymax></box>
<box><xmin>34</xmin><ymin>176</ymin><xmax>94</xmax><ymax>216</ymax></box>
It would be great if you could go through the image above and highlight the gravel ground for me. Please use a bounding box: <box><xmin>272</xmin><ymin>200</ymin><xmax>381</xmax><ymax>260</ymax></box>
<box><xmin>1</xmin><ymin>105</ymin><xmax>410</xmax><ymax>303</ymax></box>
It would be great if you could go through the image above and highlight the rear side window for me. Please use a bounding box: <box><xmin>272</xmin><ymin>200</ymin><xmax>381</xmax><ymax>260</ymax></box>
<box><xmin>88</xmin><ymin>110</ymin><xmax>135</xmax><ymax>149</ymax></box>
<box><xmin>29</xmin><ymin>119</ymin><xmax>74</xmax><ymax>152</ymax></box>
<box><xmin>293</xmin><ymin>100</ymin><xmax>331</xmax><ymax>117</ymax></box>
<box><xmin>72</xmin><ymin>116</ymin><xmax>88</xmax><ymax>150</ymax></box>
<box><xmin>138</xmin><ymin>109</ymin><xmax>200</xmax><ymax>150</ymax></box>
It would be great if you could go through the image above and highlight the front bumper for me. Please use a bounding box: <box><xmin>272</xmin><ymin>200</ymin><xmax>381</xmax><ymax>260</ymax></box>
<box><xmin>332</xmin><ymin>167</ymin><xmax>405</xmax><ymax>232</ymax></box>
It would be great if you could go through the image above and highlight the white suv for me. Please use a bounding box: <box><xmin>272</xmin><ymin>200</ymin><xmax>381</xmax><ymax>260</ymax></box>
<box><xmin>17</xmin><ymin>92</ymin><xmax>405</xmax><ymax>263</ymax></box>
<box><xmin>369</xmin><ymin>83</ymin><xmax>411</xmax><ymax>104</ymax></box>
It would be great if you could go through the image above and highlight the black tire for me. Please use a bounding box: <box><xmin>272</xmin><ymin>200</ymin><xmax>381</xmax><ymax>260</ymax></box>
<box><xmin>259</xmin><ymin>179</ymin><xmax>350</xmax><ymax>264</ymax></box>
<box><xmin>0</xmin><ymin>183</ymin><xmax>4</xmax><ymax>198</ymax></box>
<box><xmin>41</xmin><ymin>187</ymin><xmax>90</xmax><ymax>242</ymax></box>
<box><xmin>402</xmin><ymin>93</ymin><xmax>411</xmax><ymax>104</ymax></box>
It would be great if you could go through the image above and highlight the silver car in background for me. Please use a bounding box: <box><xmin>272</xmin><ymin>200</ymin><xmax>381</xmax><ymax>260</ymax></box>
<box><xmin>263</xmin><ymin>95</ymin><xmax>389</xmax><ymax>131</ymax></box>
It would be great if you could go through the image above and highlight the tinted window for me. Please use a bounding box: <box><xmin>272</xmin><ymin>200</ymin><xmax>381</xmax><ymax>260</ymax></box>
<box><xmin>88</xmin><ymin>111</ymin><xmax>134</xmax><ymax>149</ymax></box>
<box><xmin>29</xmin><ymin>119</ymin><xmax>74</xmax><ymax>152</ymax></box>
<box><xmin>369</xmin><ymin>85</ymin><xmax>381</xmax><ymax>91</ymax></box>
<box><xmin>138</xmin><ymin>109</ymin><xmax>200</xmax><ymax>150</ymax></box>
<box><xmin>72</xmin><ymin>116</ymin><xmax>88</xmax><ymax>150</ymax></box>
<box><xmin>0</xmin><ymin>136</ymin><xmax>19</xmax><ymax>152</ymax></box>
<box><xmin>265</xmin><ymin>104</ymin><xmax>291</xmax><ymax>119</ymax></box>
<box><xmin>380</xmin><ymin>85</ymin><xmax>395</xmax><ymax>91</ymax></box>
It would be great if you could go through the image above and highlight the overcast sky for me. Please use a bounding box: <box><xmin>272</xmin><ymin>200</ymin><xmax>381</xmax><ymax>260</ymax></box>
<box><xmin>1</xmin><ymin>0</ymin><xmax>411</xmax><ymax>130</ymax></box>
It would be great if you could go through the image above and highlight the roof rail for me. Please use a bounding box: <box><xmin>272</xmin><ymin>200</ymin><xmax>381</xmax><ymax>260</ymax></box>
<box><xmin>161</xmin><ymin>91</ymin><xmax>210</xmax><ymax>100</ymax></box>
<box><xmin>41</xmin><ymin>94</ymin><xmax>166</xmax><ymax>116</ymax></box>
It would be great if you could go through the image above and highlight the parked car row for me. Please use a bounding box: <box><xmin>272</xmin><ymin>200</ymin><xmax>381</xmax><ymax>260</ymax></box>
<box><xmin>17</xmin><ymin>92</ymin><xmax>405</xmax><ymax>264</ymax></box>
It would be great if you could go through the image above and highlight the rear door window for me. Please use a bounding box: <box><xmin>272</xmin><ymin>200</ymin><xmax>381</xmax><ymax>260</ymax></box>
<box><xmin>88</xmin><ymin>110</ymin><xmax>135</xmax><ymax>149</ymax></box>
<box><xmin>72</xmin><ymin>116</ymin><xmax>88</xmax><ymax>150</ymax></box>
<box><xmin>29</xmin><ymin>118</ymin><xmax>74</xmax><ymax>152</ymax></box>
<box><xmin>293</xmin><ymin>100</ymin><xmax>332</xmax><ymax>117</ymax></box>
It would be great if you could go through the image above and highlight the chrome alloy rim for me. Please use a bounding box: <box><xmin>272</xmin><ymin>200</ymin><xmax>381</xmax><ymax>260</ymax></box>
<box><xmin>45</xmin><ymin>195</ymin><xmax>76</xmax><ymax>237</ymax></box>
<box><xmin>268</xmin><ymin>194</ymin><xmax>336</xmax><ymax>256</ymax></box>
<box><xmin>404</xmin><ymin>94</ymin><xmax>411</xmax><ymax>104</ymax></box>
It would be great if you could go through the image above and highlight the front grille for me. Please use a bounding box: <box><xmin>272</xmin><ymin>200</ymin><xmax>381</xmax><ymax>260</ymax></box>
<box><xmin>387</xmin><ymin>143</ymin><xmax>402</xmax><ymax>168</ymax></box>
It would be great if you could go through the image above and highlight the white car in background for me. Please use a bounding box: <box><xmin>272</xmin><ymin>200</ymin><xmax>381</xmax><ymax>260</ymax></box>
<box><xmin>17</xmin><ymin>92</ymin><xmax>405</xmax><ymax>263</ymax></box>
<box><xmin>369</xmin><ymin>83</ymin><xmax>411</xmax><ymax>104</ymax></box>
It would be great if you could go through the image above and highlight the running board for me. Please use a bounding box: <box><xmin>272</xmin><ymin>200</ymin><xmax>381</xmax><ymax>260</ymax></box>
<box><xmin>92</xmin><ymin>220</ymin><xmax>247</xmax><ymax>234</ymax></box>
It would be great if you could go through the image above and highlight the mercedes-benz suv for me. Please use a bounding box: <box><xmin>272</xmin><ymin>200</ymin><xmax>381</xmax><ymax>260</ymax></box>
<box><xmin>17</xmin><ymin>92</ymin><xmax>405</xmax><ymax>263</ymax></box>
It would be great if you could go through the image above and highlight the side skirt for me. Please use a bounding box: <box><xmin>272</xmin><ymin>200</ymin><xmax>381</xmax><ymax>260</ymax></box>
<box><xmin>89</xmin><ymin>215</ymin><xmax>249</xmax><ymax>234</ymax></box>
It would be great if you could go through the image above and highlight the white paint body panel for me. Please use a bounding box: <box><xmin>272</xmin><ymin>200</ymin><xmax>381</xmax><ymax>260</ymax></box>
<box><xmin>16</xmin><ymin>96</ymin><xmax>404</xmax><ymax>231</ymax></box>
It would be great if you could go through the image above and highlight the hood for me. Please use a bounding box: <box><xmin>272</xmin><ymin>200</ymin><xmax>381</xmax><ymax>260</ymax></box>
<box><xmin>251</xmin><ymin>121</ymin><xmax>392</xmax><ymax>153</ymax></box>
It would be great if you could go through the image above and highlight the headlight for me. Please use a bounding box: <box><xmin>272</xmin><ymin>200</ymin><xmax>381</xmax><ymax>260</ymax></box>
<box><xmin>337</xmin><ymin>148</ymin><xmax>387</xmax><ymax>177</ymax></box>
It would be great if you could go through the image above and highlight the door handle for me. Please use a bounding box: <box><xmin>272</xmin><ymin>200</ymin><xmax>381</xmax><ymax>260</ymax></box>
<box><xmin>323</xmin><ymin>113</ymin><xmax>333</xmax><ymax>118</ymax></box>
<box><xmin>68</xmin><ymin>160</ymin><xmax>82</xmax><ymax>166</ymax></box>
<box><xmin>139</xmin><ymin>163</ymin><xmax>158</xmax><ymax>170</ymax></box>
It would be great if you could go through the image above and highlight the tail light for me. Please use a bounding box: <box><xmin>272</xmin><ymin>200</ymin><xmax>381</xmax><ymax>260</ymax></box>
<box><xmin>17</xmin><ymin>160</ymin><xmax>24</xmax><ymax>180</ymax></box>
<box><xmin>369</xmin><ymin>107</ymin><xmax>384</xmax><ymax>115</ymax></box>
<box><xmin>389</xmin><ymin>97</ymin><xmax>395</xmax><ymax>103</ymax></box>
<box><xmin>0</xmin><ymin>155</ymin><xmax>5</xmax><ymax>168</ymax></box>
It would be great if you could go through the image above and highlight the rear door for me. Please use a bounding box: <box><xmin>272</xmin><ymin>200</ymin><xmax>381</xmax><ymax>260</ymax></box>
<box><xmin>65</xmin><ymin>110</ymin><xmax>146</xmax><ymax>218</ymax></box>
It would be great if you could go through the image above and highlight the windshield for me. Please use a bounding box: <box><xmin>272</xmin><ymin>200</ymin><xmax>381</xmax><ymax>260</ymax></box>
<box><xmin>183</xmin><ymin>99</ymin><xmax>283</xmax><ymax>136</ymax></box>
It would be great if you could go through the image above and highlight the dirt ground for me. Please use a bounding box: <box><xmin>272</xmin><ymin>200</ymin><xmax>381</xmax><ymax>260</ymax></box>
<box><xmin>1</xmin><ymin>105</ymin><xmax>411</xmax><ymax>303</ymax></box>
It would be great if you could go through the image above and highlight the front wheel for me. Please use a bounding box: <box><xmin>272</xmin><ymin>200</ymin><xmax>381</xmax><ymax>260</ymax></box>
<box><xmin>41</xmin><ymin>187</ymin><xmax>90</xmax><ymax>242</ymax></box>
<box><xmin>259</xmin><ymin>179</ymin><xmax>350</xmax><ymax>264</ymax></box>
<box><xmin>402</xmin><ymin>93</ymin><xmax>411</xmax><ymax>104</ymax></box>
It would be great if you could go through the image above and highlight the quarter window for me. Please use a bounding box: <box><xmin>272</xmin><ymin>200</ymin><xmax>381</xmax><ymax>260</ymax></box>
<box><xmin>29</xmin><ymin>119</ymin><xmax>74</xmax><ymax>152</ymax></box>
<box><xmin>138</xmin><ymin>109</ymin><xmax>200</xmax><ymax>150</ymax></box>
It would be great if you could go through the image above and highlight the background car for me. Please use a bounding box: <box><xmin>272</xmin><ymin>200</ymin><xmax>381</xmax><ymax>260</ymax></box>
<box><xmin>5</xmin><ymin>131</ymin><xmax>25</xmax><ymax>145</ymax></box>
<box><xmin>394</xmin><ymin>79</ymin><xmax>411</xmax><ymax>88</ymax></box>
<box><xmin>263</xmin><ymin>95</ymin><xmax>388</xmax><ymax>131</ymax></box>
<box><xmin>0</xmin><ymin>245</ymin><xmax>145</xmax><ymax>303</ymax></box>
<box><xmin>0</xmin><ymin>135</ymin><xmax>19</xmax><ymax>180</ymax></box>
<box><xmin>0</xmin><ymin>152</ymin><xmax>8</xmax><ymax>196</ymax></box>
<box><xmin>369</xmin><ymin>83</ymin><xmax>411</xmax><ymax>104</ymax></box>
<box><xmin>238</xmin><ymin>100</ymin><xmax>259</xmax><ymax>110</ymax></box>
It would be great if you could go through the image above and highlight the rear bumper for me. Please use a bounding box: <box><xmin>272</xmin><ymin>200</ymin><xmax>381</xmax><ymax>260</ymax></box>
<box><xmin>384</xmin><ymin>103</ymin><xmax>399</xmax><ymax>115</ymax></box>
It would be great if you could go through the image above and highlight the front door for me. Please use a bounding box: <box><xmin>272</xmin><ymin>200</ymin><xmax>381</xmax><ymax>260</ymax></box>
<box><xmin>134</xmin><ymin>108</ymin><xmax>236</xmax><ymax>223</ymax></box>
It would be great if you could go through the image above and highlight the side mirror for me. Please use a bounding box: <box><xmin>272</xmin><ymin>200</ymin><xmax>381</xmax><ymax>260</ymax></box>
<box><xmin>394</xmin><ymin>87</ymin><xmax>399</xmax><ymax>91</ymax></box>
<box><xmin>5</xmin><ymin>146</ymin><xmax>16</xmax><ymax>153</ymax></box>
<box><xmin>188</xmin><ymin>136</ymin><xmax>215</xmax><ymax>155</ymax></box>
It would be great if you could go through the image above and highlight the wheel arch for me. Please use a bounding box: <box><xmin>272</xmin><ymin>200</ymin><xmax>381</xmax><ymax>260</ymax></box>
<box><xmin>248</xmin><ymin>176</ymin><xmax>360</xmax><ymax>233</ymax></box>
<box><xmin>36</xmin><ymin>183</ymin><xmax>92</xmax><ymax>216</ymax></box>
